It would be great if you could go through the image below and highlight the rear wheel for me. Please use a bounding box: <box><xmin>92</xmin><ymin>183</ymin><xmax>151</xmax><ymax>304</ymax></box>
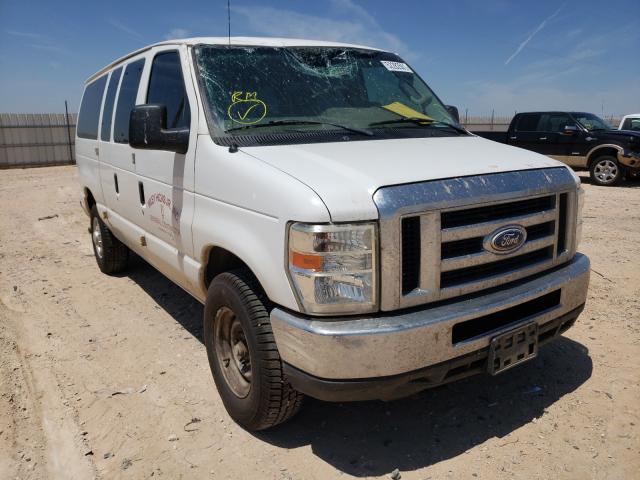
<box><xmin>203</xmin><ymin>270</ymin><xmax>303</xmax><ymax>431</ymax></box>
<box><xmin>589</xmin><ymin>155</ymin><xmax>623</xmax><ymax>186</ymax></box>
<box><xmin>90</xmin><ymin>205</ymin><xmax>129</xmax><ymax>274</ymax></box>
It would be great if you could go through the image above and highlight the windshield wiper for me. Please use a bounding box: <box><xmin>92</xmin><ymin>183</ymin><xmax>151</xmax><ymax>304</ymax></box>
<box><xmin>368</xmin><ymin>117</ymin><xmax>468</xmax><ymax>134</ymax></box>
<box><xmin>225</xmin><ymin>120</ymin><xmax>373</xmax><ymax>136</ymax></box>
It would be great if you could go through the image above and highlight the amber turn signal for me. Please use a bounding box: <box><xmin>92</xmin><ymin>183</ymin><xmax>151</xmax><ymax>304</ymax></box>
<box><xmin>290</xmin><ymin>251</ymin><xmax>324</xmax><ymax>271</ymax></box>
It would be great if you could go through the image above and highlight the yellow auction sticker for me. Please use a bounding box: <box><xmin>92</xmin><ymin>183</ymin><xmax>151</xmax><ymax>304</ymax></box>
<box><xmin>227</xmin><ymin>91</ymin><xmax>267</xmax><ymax>125</ymax></box>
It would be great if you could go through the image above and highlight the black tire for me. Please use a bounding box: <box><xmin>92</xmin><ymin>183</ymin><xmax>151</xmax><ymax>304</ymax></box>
<box><xmin>589</xmin><ymin>155</ymin><xmax>624</xmax><ymax>186</ymax></box>
<box><xmin>89</xmin><ymin>205</ymin><xmax>129</xmax><ymax>274</ymax></box>
<box><xmin>203</xmin><ymin>270</ymin><xmax>303</xmax><ymax>431</ymax></box>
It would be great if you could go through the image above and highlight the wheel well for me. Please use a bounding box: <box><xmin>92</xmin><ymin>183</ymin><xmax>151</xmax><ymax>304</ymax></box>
<box><xmin>204</xmin><ymin>247</ymin><xmax>252</xmax><ymax>288</ymax></box>
<box><xmin>588</xmin><ymin>147</ymin><xmax>619</xmax><ymax>168</ymax></box>
<box><xmin>85</xmin><ymin>188</ymin><xmax>96</xmax><ymax>210</ymax></box>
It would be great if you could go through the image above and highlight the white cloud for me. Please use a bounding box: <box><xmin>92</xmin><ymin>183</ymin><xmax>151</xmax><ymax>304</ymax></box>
<box><xmin>107</xmin><ymin>18</ymin><xmax>144</xmax><ymax>41</ymax></box>
<box><xmin>505</xmin><ymin>4</ymin><xmax>564</xmax><ymax>65</ymax></box>
<box><xmin>231</xmin><ymin>0</ymin><xmax>414</xmax><ymax>60</ymax></box>
<box><xmin>6</xmin><ymin>30</ymin><xmax>69</xmax><ymax>55</ymax></box>
<box><xmin>5</xmin><ymin>30</ymin><xmax>43</xmax><ymax>40</ymax></box>
<box><xmin>30</xmin><ymin>43</ymin><xmax>69</xmax><ymax>55</ymax></box>
<box><xmin>164</xmin><ymin>28</ymin><xmax>190</xmax><ymax>40</ymax></box>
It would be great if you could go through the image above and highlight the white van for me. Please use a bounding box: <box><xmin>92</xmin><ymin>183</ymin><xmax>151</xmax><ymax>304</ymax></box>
<box><xmin>76</xmin><ymin>37</ymin><xmax>590</xmax><ymax>430</ymax></box>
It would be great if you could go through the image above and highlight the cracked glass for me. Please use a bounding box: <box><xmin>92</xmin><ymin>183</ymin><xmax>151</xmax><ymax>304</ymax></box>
<box><xmin>193</xmin><ymin>45</ymin><xmax>458</xmax><ymax>140</ymax></box>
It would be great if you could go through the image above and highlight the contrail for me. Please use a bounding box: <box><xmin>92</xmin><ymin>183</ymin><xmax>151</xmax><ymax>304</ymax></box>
<box><xmin>505</xmin><ymin>4</ymin><xmax>564</xmax><ymax>65</ymax></box>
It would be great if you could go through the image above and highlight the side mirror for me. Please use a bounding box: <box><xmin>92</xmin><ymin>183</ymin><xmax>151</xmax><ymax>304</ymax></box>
<box><xmin>563</xmin><ymin>124</ymin><xmax>580</xmax><ymax>135</ymax></box>
<box><xmin>446</xmin><ymin>105</ymin><xmax>460</xmax><ymax>123</ymax></box>
<box><xmin>129</xmin><ymin>104</ymin><xmax>189</xmax><ymax>154</ymax></box>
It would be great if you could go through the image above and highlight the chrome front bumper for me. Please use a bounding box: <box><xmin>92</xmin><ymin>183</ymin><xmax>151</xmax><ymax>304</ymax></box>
<box><xmin>271</xmin><ymin>253</ymin><xmax>590</xmax><ymax>381</ymax></box>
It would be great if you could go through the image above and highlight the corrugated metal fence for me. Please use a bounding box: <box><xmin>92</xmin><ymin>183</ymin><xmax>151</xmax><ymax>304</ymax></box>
<box><xmin>0</xmin><ymin>113</ymin><xmax>77</xmax><ymax>169</ymax></box>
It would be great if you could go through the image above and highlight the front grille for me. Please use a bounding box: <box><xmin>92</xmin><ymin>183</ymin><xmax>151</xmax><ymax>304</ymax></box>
<box><xmin>557</xmin><ymin>193</ymin><xmax>568</xmax><ymax>255</ymax></box>
<box><xmin>440</xmin><ymin>220</ymin><xmax>556</xmax><ymax>259</ymax></box>
<box><xmin>441</xmin><ymin>195</ymin><xmax>555</xmax><ymax>228</ymax></box>
<box><xmin>402</xmin><ymin>193</ymin><xmax>567</xmax><ymax>298</ymax></box>
<box><xmin>401</xmin><ymin>217</ymin><xmax>421</xmax><ymax>294</ymax></box>
<box><xmin>440</xmin><ymin>247</ymin><xmax>553</xmax><ymax>288</ymax></box>
<box><xmin>374</xmin><ymin>168</ymin><xmax>578</xmax><ymax>310</ymax></box>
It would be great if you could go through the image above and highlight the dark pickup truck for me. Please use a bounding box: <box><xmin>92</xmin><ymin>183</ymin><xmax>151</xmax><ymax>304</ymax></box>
<box><xmin>475</xmin><ymin>111</ymin><xmax>640</xmax><ymax>186</ymax></box>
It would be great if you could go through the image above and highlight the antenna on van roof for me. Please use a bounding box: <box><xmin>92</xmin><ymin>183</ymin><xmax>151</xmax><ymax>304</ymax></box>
<box><xmin>227</xmin><ymin>0</ymin><xmax>231</xmax><ymax>45</ymax></box>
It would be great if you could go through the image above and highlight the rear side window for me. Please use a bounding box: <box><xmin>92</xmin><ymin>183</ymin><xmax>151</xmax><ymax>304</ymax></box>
<box><xmin>100</xmin><ymin>67</ymin><xmax>123</xmax><ymax>141</ymax></box>
<box><xmin>146</xmin><ymin>51</ymin><xmax>190</xmax><ymax>128</ymax></box>
<box><xmin>114</xmin><ymin>58</ymin><xmax>145</xmax><ymax>143</ymax></box>
<box><xmin>77</xmin><ymin>75</ymin><xmax>107</xmax><ymax>139</ymax></box>
<box><xmin>538</xmin><ymin>113</ymin><xmax>572</xmax><ymax>133</ymax></box>
<box><xmin>515</xmin><ymin>114</ymin><xmax>541</xmax><ymax>132</ymax></box>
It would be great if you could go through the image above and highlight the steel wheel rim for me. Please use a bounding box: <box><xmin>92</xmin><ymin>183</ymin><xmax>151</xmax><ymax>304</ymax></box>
<box><xmin>214</xmin><ymin>306</ymin><xmax>252</xmax><ymax>398</ymax></box>
<box><xmin>92</xmin><ymin>217</ymin><xmax>104</xmax><ymax>259</ymax></box>
<box><xmin>594</xmin><ymin>159</ymin><xmax>618</xmax><ymax>183</ymax></box>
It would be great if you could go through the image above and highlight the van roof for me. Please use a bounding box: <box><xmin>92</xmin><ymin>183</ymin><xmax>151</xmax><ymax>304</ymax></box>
<box><xmin>85</xmin><ymin>36</ymin><xmax>381</xmax><ymax>83</ymax></box>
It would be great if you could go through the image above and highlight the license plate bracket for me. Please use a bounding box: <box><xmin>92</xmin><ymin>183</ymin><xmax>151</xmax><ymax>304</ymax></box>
<box><xmin>488</xmin><ymin>322</ymin><xmax>538</xmax><ymax>375</ymax></box>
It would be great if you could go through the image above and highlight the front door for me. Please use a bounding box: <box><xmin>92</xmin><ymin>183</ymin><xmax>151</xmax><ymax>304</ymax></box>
<box><xmin>132</xmin><ymin>46</ymin><xmax>197</xmax><ymax>285</ymax></box>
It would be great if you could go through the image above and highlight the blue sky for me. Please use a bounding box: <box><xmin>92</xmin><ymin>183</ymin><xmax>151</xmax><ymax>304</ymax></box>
<box><xmin>1</xmin><ymin>0</ymin><xmax>638</xmax><ymax>116</ymax></box>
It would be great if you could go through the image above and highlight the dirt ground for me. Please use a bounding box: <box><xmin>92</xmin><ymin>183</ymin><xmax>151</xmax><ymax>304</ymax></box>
<box><xmin>0</xmin><ymin>166</ymin><xmax>638</xmax><ymax>480</ymax></box>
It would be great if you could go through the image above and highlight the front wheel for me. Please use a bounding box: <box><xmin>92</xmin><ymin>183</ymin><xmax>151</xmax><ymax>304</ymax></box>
<box><xmin>203</xmin><ymin>270</ymin><xmax>303</xmax><ymax>430</ymax></box>
<box><xmin>589</xmin><ymin>155</ymin><xmax>623</xmax><ymax>186</ymax></box>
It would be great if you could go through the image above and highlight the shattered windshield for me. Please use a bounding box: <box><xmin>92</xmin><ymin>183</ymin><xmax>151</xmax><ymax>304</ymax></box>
<box><xmin>193</xmin><ymin>45</ymin><xmax>460</xmax><ymax>141</ymax></box>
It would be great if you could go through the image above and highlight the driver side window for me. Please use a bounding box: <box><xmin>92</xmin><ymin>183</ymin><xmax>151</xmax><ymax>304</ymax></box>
<box><xmin>146</xmin><ymin>51</ymin><xmax>191</xmax><ymax>129</ymax></box>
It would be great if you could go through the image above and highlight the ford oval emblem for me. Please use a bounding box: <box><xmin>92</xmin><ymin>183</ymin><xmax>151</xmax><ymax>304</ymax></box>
<box><xmin>484</xmin><ymin>225</ymin><xmax>527</xmax><ymax>255</ymax></box>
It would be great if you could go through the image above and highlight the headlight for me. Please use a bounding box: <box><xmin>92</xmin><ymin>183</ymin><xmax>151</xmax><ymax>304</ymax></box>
<box><xmin>287</xmin><ymin>222</ymin><xmax>378</xmax><ymax>315</ymax></box>
<box><xmin>575</xmin><ymin>185</ymin><xmax>585</xmax><ymax>248</ymax></box>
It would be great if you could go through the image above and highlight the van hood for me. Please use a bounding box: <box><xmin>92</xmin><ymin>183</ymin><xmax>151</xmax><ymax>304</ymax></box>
<box><xmin>240</xmin><ymin>136</ymin><xmax>564</xmax><ymax>222</ymax></box>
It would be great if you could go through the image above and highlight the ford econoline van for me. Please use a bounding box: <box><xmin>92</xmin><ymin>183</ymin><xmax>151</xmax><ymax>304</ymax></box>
<box><xmin>76</xmin><ymin>37</ymin><xmax>589</xmax><ymax>430</ymax></box>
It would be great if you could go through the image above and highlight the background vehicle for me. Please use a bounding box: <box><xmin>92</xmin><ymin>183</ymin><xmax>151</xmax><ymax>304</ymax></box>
<box><xmin>76</xmin><ymin>38</ymin><xmax>589</xmax><ymax>431</ymax></box>
<box><xmin>619</xmin><ymin>113</ymin><xmax>640</xmax><ymax>131</ymax></box>
<box><xmin>475</xmin><ymin>111</ymin><xmax>640</xmax><ymax>186</ymax></box>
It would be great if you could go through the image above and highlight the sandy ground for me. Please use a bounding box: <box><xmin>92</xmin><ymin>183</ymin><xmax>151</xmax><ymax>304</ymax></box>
<box><xmin>0</xmin><ymin>165</ymin><xmax>638</xmax><ymax>480</ymax></box>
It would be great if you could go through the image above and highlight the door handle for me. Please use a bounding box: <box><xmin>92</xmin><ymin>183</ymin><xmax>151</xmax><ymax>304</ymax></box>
<box><xmin>138</xmin><ymin>181</ymin><xmax>145</xmax><ymax>206</ymax></box>
<box><xmin>114</xmin><ymin>173</ymin><xmax>119</xmax><ymax>194</ymax></box>
<box><xmin>509</xmin><ymin>136</ymin><xmax>517</xmax><ymax>140</ymax></box>
<box><xmin>94</xmin><ymin>147</ymin><xmax>99</xmax><ymax>156</ymax></box>
<box><xmin>538</xmin><ymin>137</ymin><xmax>547</xmax><ymax>140</ymax></box>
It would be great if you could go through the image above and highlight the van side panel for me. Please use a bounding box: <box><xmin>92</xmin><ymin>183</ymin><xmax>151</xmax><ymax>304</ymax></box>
<box><xmin>192</xmin><ymin>135</ymin><xmax>331</xmax><ymax>310</ymax></box>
